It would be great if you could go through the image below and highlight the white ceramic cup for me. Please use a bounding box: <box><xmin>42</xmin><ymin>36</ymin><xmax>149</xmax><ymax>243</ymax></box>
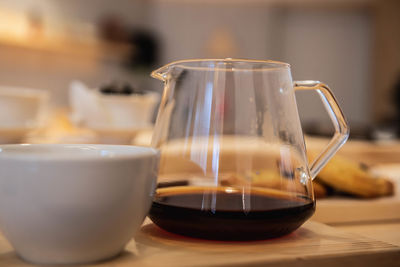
<box><xmin>0</xmin><ymin>144</ymin><xmax>159</xmax><ymax>265</ymax></box>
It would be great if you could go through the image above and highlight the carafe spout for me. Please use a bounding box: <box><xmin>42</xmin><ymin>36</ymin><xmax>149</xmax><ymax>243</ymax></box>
<box><xmin>151</xmin><ymin>65</ymin><xmax>169</xmax><ymax>81</ymax></box>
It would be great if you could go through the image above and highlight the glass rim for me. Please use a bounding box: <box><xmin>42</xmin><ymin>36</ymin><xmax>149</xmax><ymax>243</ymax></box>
<box><xmin>151</xmin><ymin>58</ymin><xmax>290</xmax><ymax>80</ymax></box>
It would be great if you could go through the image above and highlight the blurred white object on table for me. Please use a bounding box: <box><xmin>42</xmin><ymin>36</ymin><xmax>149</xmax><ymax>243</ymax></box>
<box><xmin>69</xmin><ymin>81</ymin><xmax>159</xmax><ymax>144</ymax></box>
<box><xmin>0</xmin><ymin>86</ymin><xmax>49</xmax><ymax>143</ymax></box>
<box><xmin>69</xmin><ymin>81</ymin><xmax>159</xmax><ymax>128</ymax></box>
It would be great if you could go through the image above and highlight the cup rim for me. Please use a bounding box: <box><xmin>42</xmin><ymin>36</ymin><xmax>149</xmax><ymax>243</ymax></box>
<box><xmin>0</xmin><ymin>144</ymin><xmax>159</xmax><ymax>162</ymax></box>
<box><xmin>96</xmin><ymin>91</ymin><xmax>160</xmax><ymax>103</ymax></box>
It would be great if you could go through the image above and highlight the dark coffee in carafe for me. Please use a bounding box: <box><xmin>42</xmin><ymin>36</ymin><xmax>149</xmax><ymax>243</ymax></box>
<box><xmin>149</xmin><ymin>186</ymin><xmax>315</xmax><ymax>241</ymax></box>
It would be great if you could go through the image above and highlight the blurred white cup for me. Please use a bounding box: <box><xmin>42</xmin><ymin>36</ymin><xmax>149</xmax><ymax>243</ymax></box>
<box><xmin>70</xmin><ymin>81</ymin><xmax>159</xmax><ymax>129</ymax></box>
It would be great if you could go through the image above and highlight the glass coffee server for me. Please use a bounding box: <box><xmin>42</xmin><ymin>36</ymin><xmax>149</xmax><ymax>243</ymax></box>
<box><xmin>149</xmin><ymin>59</ymin><xmax>349</xmax><ymax>240</ymax></box>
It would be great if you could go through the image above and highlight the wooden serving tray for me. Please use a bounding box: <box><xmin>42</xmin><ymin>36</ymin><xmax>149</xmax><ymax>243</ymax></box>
<box><xmin>1</xmin><ymin>220</ymin><xmax>399</xmax><ymax>267</ymax></box>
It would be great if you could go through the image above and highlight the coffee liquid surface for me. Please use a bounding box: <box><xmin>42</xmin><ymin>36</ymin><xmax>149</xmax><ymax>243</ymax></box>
<box><xmin>149</xmin><ymin>187</ymin><xmax>315</xmax><ymax>240</ymax></box>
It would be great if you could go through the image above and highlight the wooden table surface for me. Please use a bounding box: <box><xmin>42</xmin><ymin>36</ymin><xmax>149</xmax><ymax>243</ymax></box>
<box><xmin>0</xmin><ymin>218</ymin><xmax>399</xmax><ymax>267</ymax></box>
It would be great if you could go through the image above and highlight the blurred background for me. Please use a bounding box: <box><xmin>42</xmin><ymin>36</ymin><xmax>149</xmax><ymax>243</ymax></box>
<box><xmin>0</xmin><ymin>0</ymin><xmax>399</xmax><ymax>140</ymax></box>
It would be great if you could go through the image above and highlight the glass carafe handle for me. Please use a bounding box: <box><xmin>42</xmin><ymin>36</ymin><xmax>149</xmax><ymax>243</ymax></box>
<box><xmin>294</xmin><ymin>80</ymin><xmax>349</xmax><ymax>179</ymax></box>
